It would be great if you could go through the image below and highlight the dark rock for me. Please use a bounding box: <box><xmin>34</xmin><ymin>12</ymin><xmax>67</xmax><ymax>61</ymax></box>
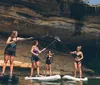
<box><xmin>0</xmin><ymin>0</ymin><xmax>100</xmax><ymax>75</ymax></box>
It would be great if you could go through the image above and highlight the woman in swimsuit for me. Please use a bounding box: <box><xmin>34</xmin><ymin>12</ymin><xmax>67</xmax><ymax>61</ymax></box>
<box><xmin>30</xmin><ymin>40</ymin><xmax>46</xmax><ymax>77</ymax></box>
<box><xmin>70</xmin><ymin>46</ymin><xmax>84</xmax><ymax>78</ymax></box>
<box><xmin>45</xmin><ymin>51</ymin><xmax>53</xmax><ymax>76</ymax></box>
<box><xmin>1</xmin><ymin>31</ymin><xmax>32</xmax><ymax>78</ymax></box>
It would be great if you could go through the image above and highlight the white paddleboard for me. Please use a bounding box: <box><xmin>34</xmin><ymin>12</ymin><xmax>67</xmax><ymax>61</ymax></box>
<box><xmin>25</xmin><ymin>75</ymin><xmax>61</xmax><ymax>81</ymax></box>
<box><xmin>63</xmin><ymin>75</ymin><xmax>88</xmax><ymax>81</ymax></box>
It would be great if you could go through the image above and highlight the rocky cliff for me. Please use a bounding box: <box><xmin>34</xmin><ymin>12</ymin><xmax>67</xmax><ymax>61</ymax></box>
<box><xmin>0</xmin><ymin>0</ymin><xmax>100</xmax><ymax>40</ymax></box>
<box><xmin>0</xmin><ymin>0</ymin><xmax>100</xmax><ymax>74</ymax></box>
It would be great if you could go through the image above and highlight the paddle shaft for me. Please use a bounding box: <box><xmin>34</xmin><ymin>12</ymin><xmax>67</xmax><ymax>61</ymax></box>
<box><xmin>45</xmin><ymin>40</ymin><xmax>56</xmax><ymax>49</ymax></box>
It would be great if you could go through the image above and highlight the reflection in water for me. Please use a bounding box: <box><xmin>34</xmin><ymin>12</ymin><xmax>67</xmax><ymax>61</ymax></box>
<box><xmin>41</xmin><ymin>82</ymin><xmax>61</xmax><ymax>85</ymax></box>
<box><xmin>1</xmin><ymin>76</ymin><xmax>100</xmax><ymax>85</ymax></box>
<box><xmin>63</xmin><ymin>81</ymin><xmax>83</xmax><ymax>85</ymax></box>
<box><xmin>0</xmin><ymin>81</ymin><xmax>18</xmax><ymax>85</ymax></box>
<box><xmin>27</xmin><ymin>80</ymin><xmax>61</xmax><ymax>85</ymax></box>
<box><xmin>0</xmin><ymin>82</ymin><xmax>17</xmax><ymax>85</ymax></box>
<box><xmin>27</xmin><ymin>80</ymin><xmax>40</xmax><ymax>85</ymax></box>
<box><xmin>0</xmin><ymin>79</ymin><xmax>83</xmax><ymax>85</ymax></box>
<box><xmin>76</xmin><ymin>81</ymin><xmax>83</xmax><ymax>85</ymax></box>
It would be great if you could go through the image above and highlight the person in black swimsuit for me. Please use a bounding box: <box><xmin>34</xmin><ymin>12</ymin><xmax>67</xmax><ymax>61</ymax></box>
<box><xmin>45</xmin><ymin>51</ymin><xmax>53</xmax><ymax>76</ymax></box>
<box><xmin>1</xmin><ymin>31</ymin><xmax>32</xmax><ymax>78</ymax></box>
<box><xmin>70</xmin><ymin>46</ymin><xmax>84</xmax><ymax>78</ymax></box>
<box><xmin>30</xmin><ymin>40</ymin><xmax>46</xmax><ymax>77</ymax></box>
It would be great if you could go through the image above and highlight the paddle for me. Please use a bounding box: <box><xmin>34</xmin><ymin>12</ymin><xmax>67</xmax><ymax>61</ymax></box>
<box><xmin>24</xmin><ymin>37</ymin><xmax>34</xmax><ymax>40</ymax></box>
<box><xmin>52</xmin><ymin>36</ymin><xmax>74</xmax><ymax>59</ymax></box>
<box><xmin>45</xmin><ymin>36</ymin><xmax>61</xmax><ymax>49</ymax></box>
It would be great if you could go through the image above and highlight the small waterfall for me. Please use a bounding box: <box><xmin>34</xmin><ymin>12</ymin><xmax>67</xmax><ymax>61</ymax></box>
<box><xmin>94</xmin><ymin>6</ymin><xmax>99</xmax><ymax>22</ymax></box>
<box><xmin>83</xmin><ymin>0</ymin><xmax>90</xmax><ymax>4</ymax></box>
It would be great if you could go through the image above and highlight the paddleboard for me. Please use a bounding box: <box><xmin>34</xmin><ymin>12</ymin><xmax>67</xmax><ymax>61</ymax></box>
<box><xmin>63</xmin><ymin>75</ymin><xmax>88</xmax><ymax>81</ymax></box>
<box><xmin>91</xmin><ymin>77</ymin><xmax>100</xmax><ymax>79</ymax></box>
<box><xmin>25</xmin><ymin>75</ymin><xmax>61</xmax><ymax>81</ymax></box>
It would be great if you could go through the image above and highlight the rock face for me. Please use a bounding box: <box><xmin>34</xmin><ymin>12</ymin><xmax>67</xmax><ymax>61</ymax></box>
<box><xmin>0</xmin><ymin>0</ymin><xmax>87</xmax><ymax>17</ymax></box>
<box><xmin>0</xmin><ymin>1</ymin><xmax>100</xmax><ymax>74</ymax></box>
<box><xmin>0</xmin><ymin>0</ymin><xmax>100</xmax><ymax>38</ymax></box>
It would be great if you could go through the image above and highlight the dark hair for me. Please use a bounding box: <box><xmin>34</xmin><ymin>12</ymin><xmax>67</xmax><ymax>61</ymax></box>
<box><xmin>33</xmin><ymin>40</ymin><xmax>38</xmax><ymax>45</ymax></box>
<box><xmin>47</xmin><ymin>50</ymin><xmax>52</xmax><ymax>55</ymax></box>
<box><xmin>10</xmin><ymin>31</ymin><xmax>18</xmax><ymax>38</ymax></box>
<box><xmin>48</xmin><ymin>50</ymin><xmax>51</xmax><ymax>53</ymax></box>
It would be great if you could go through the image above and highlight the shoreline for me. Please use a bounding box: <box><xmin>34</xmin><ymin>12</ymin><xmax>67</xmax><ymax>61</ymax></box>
<box><xmin>0</xmin><ymin>60</ymin><xmax>94</xmax><ymax>77</ymax></box>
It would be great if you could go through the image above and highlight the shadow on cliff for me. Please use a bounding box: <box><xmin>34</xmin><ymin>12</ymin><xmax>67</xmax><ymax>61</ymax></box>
<box><xmin>73</xmin><ymin>21</ymin><xmax>84</xmax><ymax>36</ymax></box>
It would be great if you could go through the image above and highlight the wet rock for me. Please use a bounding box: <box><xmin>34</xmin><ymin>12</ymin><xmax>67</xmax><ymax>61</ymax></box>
<box><xmin>0</xmin><ymin>0</ymin><xmax>100</xmax><ymax>75</ymax></box>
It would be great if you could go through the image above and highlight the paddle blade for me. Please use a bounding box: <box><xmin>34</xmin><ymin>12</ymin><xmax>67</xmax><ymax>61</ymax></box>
<box><xmin>54</xmin><ymin>36</ymin><xmax>61</xmax><ymax>42</ymax></box>
<box><xmin>29</xmin><ymin>37</ymin><xmax>34</xmax><ymax>40</ymax></box>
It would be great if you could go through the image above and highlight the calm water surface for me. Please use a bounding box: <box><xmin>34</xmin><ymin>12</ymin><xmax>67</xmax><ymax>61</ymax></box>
<box><xmin>0</xmin><ymin>76</ymin><xmax>100</xmax><ymax>85</ymax></box>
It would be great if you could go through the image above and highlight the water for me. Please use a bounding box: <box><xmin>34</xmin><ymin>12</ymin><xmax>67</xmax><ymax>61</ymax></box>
<box><xmin>0</xmin><ymin>76</ymin><xmax>100</xmax><ymax>85</ymax></box>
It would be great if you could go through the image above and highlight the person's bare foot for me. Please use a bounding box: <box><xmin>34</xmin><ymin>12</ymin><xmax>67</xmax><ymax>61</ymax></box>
<box><xmin>0</xmin><ymin>73</ymin><xmax>5</xmax><ymax>76</ymax></box>
<box><xmin>36</xmin><ymin>75</ymin><xmax>43</xmax><ymax>77</ymax></box>
<box><xmin>50</xmin><ymin>74</ymin><xmax>52</xmax><ymax>76</ymax></box>
<box><xmin>30</xmin><ymin>75</ymin><xmax>32</xmax><ymax>77</ymax></box>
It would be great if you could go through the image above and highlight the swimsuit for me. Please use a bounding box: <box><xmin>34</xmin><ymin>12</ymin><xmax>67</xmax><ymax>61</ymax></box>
<box><xmin>4</xmin><ymin>38</ymin><xmax>17</xmax><ymax>56</ymax></box>
<box><xmin>74</xmin><ymin>53</ymin><xmax>81</xmax><ymax>64</ymax></box>
<box><xmin>31</xmin><ymin>47</ymin><xmax>40</xmax><ymax>62</ymax></box>
<box><xmin>46</xmin><ymin>56</ymin><xmax>52</xmax><ymax>65</ymax></box>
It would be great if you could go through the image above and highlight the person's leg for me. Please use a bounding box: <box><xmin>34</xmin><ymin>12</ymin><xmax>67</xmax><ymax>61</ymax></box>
<box><xmin>78</xmin><ymin>62</ymin><xmax>82</xmax><ymax>78</ymax></box>
<box><xmin>36</xmin><ymin>61</ymin><xmax>40</xmax><ymax>76</ymax></box>
<box><xmin>10</xmin><ymin>56</ymin><xmax>15</xmax><ymax>77</ymax></box>
<box><xmin>49</xmin><ymin>64</ymin><xmax>52</xmax><ymax>76</ymax></box>
<box><xmin>30</xmin><ymin>62</ymin><xmax>35</xmax><ymax>77</ymax></box>
<box><xmin>74</xmin><ymin>62</ymin><xmax>77</xmax><ymax>78</ymax></box>
<box><xmin>35</xmin><ymin>62</ymin><xmax>37</xmax><ymax>68</ymax></box>
<box><xmin>2</xmin><ymin>54</ymin><xmax>9</xmax><ymax>75</ymax></box>
<box><xmin>45</xmin><ymin>64</ymin><xmax>49</xmax><ymax>76</ymax></box>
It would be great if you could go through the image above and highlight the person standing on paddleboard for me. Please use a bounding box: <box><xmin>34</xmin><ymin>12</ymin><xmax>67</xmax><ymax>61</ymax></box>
<box><xmin>45</xmin><ymin>51</ymin><xmax>53</xmax><ymax>76</ymax></box>
<box><xmin>30</xmin><ymin>40</ymin><xmax>46</xmax><ymax>77</ymax></box>
<box><xmin>70</xmin><ymin>46</ymin><xmax>84</xmax><ymax>78</ymax></box>
<box><xmin>1</xmin><ymin>31</ymin><xmax>33</xmax><ymax>78</ymax></box>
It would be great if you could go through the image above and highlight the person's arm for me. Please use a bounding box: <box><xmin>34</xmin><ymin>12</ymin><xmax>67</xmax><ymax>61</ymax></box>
<box><xmin>49</xmin><ymin>55</ymin><xmax>53</xmax><ymax>57</ymax></box>
<box><xmin>51</xmin><ymin>53</ymin><xmax>54</xmax><ymax>56</ymax></box>
<box><xmin>6</xmin><ymin>37</ymin><xmax>16</xmax><ymax>44</ymax></box>
<box><xmin>47</xmin><ymin>54</ymin><xmax>53</xmax><ymax>57</ymax></box>
<box><xmin>17</xmin><ymin>37</ymin><xmax>33</xmax><ymax>41</ymax></box>
<box><xmin>79</xmin><ymin>52</ymin><xmax>84</xmax><ymax>61</ymax></box>
<box><xmin>31</xmin><ymin>46</ymin><xmax>38</xmax><ymax>56</ymax></box>
<box><xmin>38</xmin><ymin>48</ymin><xmax>46</xmax><ymax>53</ymax></box>
<box><xmin>70</xmin><ymin>51</ymin><xmax>76</xmax><ymax>54</ymax></box>
<box><xmin>17</xmin><ymin>37</ymin><xmax>25</xmax><ymax>41</ymax></box>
